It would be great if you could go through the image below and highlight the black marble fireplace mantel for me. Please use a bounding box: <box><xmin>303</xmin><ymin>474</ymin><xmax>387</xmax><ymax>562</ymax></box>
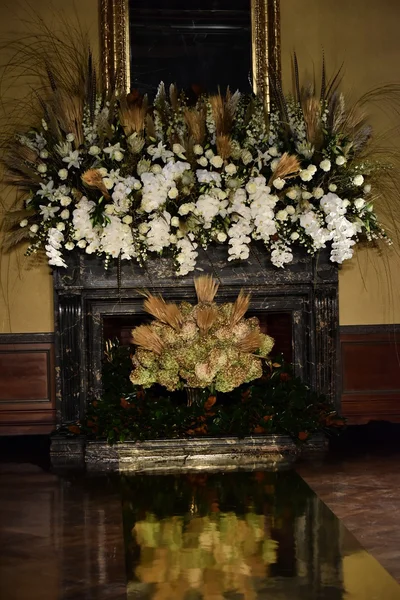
<box><xmin>53</xmin><ymin>244</ymin><xmax>339</xmax><ymax>427</ymax></box>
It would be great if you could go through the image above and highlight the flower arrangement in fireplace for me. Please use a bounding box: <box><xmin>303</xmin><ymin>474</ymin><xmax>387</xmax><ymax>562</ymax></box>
<box><xmin>2</xmin><ymin>43</ymin><xmax>394</xmax><ymax>275</ymax></box>
<box><xmin>130</xmin><ymin>275</ymin><xmax>274</xmax><ymax>393</ymax></box>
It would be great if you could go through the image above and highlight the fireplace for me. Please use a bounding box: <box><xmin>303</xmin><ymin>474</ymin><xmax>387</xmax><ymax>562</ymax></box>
<box><xmin>53</xmin><ymin>244</ymin><xmax>339</xmax><ymax>427</ymax></box>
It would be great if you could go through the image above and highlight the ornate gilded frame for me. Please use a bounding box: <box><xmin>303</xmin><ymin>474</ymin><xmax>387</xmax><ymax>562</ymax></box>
<box><xmin>99</xmin><ymin>0</ymin><xmax>281</xmax><ymax>105</ymax></box>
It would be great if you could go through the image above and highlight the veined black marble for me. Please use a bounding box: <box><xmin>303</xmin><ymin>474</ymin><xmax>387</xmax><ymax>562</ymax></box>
<box><xmin>53</xmin><ymin>244</ymin><xmax>339</xmax><ymax>428</ymax></box>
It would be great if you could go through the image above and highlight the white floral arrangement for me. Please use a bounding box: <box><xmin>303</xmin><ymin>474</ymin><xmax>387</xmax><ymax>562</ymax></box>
<box><xmin>3</xmin><ymin>55</ymin><xmax>391</xmax><ymax>276</ymax></box>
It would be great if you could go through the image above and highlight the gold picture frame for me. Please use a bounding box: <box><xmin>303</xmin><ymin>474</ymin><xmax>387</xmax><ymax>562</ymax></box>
<box><xmin>99</xmin><ymin>0</ymin><xmax>281</xmax><ymax>106</ymax></box>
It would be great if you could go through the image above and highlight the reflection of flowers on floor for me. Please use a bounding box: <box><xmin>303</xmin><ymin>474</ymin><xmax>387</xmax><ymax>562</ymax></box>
<box><xmin>131</xmin><ymin>511</ymin><xmax>278</xmax><ymax>600</ymax></box>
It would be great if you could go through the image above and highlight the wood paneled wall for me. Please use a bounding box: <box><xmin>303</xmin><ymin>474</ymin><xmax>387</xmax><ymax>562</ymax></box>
<box><xmin>340</xmin><ymin>326</ymin><xmax>400</xmax><ymax>424</ymax></box>
<box><xmin>1</xmin><ymin>327</ymin><xmax>400</xmax><ymax>434</ymax></box>
<box><xmin>0</xmin><ymin>334</ymin><xmax>56</xmax><ymax>435</ymax></box>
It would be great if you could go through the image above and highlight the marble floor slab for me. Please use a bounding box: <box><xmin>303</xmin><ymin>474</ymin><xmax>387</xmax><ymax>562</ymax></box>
<box><xmin>298</xmin><ymin>452</ymin><xmax>400</xmax><ymax>583</ymax></box>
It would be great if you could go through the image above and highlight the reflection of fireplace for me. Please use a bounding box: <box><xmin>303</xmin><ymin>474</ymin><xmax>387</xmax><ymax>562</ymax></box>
<box><xmin>54</xmin><ymin>244</ymin><xmax>339</xmax><ymax>426</ymax></box>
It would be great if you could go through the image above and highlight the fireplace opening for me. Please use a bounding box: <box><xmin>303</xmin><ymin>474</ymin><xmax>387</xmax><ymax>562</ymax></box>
<box><xmin>102</xmin><ymin>311</ymin><xmax>293</xmax><ymax>364</ymax></box>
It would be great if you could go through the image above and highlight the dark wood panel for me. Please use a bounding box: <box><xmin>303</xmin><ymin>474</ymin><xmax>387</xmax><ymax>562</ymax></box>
<box><xmin>0</xmin><ymin>335</ymin><xmax>55</xmax><ymax>435</ymax></box>
<box><xmin>340</xmin><ymin>326</ymin><xmax>400</xmax><ymax>424</ymax></box>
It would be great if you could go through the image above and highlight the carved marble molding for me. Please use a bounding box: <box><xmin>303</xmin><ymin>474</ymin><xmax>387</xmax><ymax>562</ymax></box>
<box><xmin>99</xmin><ymin>0</ymin><xmax>281</xmax><ymax>103</ymax></box>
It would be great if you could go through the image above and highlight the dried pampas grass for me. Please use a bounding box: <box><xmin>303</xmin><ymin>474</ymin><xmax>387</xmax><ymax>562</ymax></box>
<box><xmin>143</xmin><ymin>294</ymin><xmax>182</xmax><ymax>331</ymax></box>
<box><xmin>230</xmin><ymin>290</ymin><xmax>251</xmax><ymax>326</ymax></box>
<box><xmin>131</xmin><ymin>325</ymin><xmax>164</xmax><ymax>355</ymax></box>
<box><xmin>268</xmin><ymin>152</ymin><xmax>300</xmax><ymax>186</ymax></box>
<box><xmin>81</xmin><ymin>169</ymin><xmax>111</xmax><ymax>199</ymax></box>
<box><xmin>196</xmin><ymin>305</ymin><xmax>217</xmax><ymax>335</ymax></box>
<box><xmin>236</xmin><ymin>331</ymin><xmax>262</xmax><ymax>353</ymax></box>
<box><xmin>194</xmin><ymin>275</ymin><xmax>219</xmax><ymax>303</ymax></box>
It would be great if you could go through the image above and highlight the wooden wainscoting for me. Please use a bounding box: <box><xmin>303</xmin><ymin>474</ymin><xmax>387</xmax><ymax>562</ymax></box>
<box><xmin>0</xmin><ymin>334</ymin><xmax>56</xmax><ymax>435</ymax></box>
<box><xmin>340</xmin><ymin>325</ymin><xmax>400</xmax><ymax>424</ymax></box>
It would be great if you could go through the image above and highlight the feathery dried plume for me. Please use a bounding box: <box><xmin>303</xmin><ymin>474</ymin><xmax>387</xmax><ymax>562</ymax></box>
<box><xmin>131</xmin><ymin>325</ymin><xmax>164</xmax><ymax>355</ymax></box>
<box><xmin>268</xmin><ymin>152</ymin><xmax>300</xmax><ymax>186</ymax></box>
<box><xmin>209</xmin><ymin>89</ymin><xmax>240</xmax><ymax>135</ymax></box>
<box><xmin>119</xmin><ymin>91</ymin><xmax>148</xmax><ymax>136</ymax></box>
<box><xmin>184</xmin><ymin>107</ymin><xmax>206</xmax><ymax>144</ymax></box>
<box><xmin>194</xmin><ymin>275</ymin><xmax>219</xmax><ymax>303</ymax></box>
<box><xmin>216</xmin><ymin>134</ymin><xmax>232</xmax><ymax>160</ymax></box>
<box><xmin>236</xmin><ymin>331</ymin><xmax>262</xmax><ymax>353</ymax></box>
<box><xmin>49</xmin><ymin>91</ymin><xmax>84</xmax><ymax>146</ymax></box>
<box><xmin>230</xmin><ymin>290</ymin><xmax>251</xmax><ymax>326</ymax></box>
<box><xmin>143</xmin><ymin>294</ymin><xmax>182</xmax><ymax>331</ymax></box>
<box><xmin>302</xmin><ymin>95</ymin><xmax>322</xmax><ymax>146</ymax></box>
<box><xmin>81</xmin><ymin>169</ymin><xmax>111</xmax><ymax>199</ymax></box>
<box><xmin>196</xmin><ymin>305</ymin><xmax>217</xmax><ymax>335</ymax></box>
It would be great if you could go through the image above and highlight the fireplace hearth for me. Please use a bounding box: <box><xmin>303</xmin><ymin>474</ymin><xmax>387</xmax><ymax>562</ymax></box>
<box><xmin>53</xmin><ymin>244</ymin><xmax>339</xmax><ymax>428</ymax></box>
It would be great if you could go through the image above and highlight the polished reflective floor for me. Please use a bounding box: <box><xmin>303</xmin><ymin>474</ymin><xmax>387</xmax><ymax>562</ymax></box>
<box><xmin>1</xmin><ymin>457</ymin><xmax>400</xmax><ymax>600</ymax></box>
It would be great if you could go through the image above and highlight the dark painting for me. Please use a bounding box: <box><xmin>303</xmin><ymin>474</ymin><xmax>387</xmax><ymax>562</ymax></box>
<box><xmin>129</xmin><ymin>0</ymin><xmax>252</xmax><ymax>97</ymax></box>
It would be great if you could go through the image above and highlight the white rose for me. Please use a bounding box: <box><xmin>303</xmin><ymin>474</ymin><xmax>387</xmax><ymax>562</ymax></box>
<box><xmin>89</xmin><ymin>146</ymin><xmax>100</xmax><ymax>156</ymax></box>
<box><xmin>197</xmin><ymin>157</ymin><xmax>208</xmax><ymax>167</ymax></box>
<box><xmin>133</xmin><ymin>181</ymin><xmax>142</xmax><ymax>190</ymax></box>
<box><xmin>336</xmin><ymin>156</ymin><xmax>346</xmax><ymax>166</ymax></box>
<box><xmin>328</xmin><ymin>184</ymin><xmax>337</xmax><ymax>192</ymax></box>
<box><xmin>276</xmin><ymin>209</ymin><xmax>288</xmax><ymax>222</ymax></box>
<box><xmin>40</xmin><ymin>150</ymin><xmax>49</xmax><ymax>159</ymax></box>
<box><xmin>30</xmin><ymin>224</ymin><xmax>39</xmax><ymax>233</ymax></box>
<box><xmin>319</xmin><ymin>159</ymin><xmax>331</xmax><ymax>172</ymax></box>
<box><xmin>269</xmin><ymin>146</ymin><xmax>279</xmax><ymax>157</ymax></box>
<box><xmin>273</xmin><ymin>177</ymin><xmax>285</xmax><ymax>190</ymax></box>
<box><xmin>122</xmin><ymin>215</ymin><xmax>133</xmax><ymax>224</ymax></box>
<box><xmin>270</xmin><ymin>158</ymin><xmax>280</xmax><ymax>172</ymax></box>
<box><xmin>300</xmin><ymin>169</ymin><xmax>313</xmax><ymax>182</ymax></box>
<box><xmin>98</xmin><ymin>167</ymin><xmax>108</xmax><ymax>176</ymax></box>
<box><xmin>307</xmin><ymin>164</ymin><xmax>317</xmax><ymax>175</ymax></box>
<box><xmin>178</xmin><ymin>203</ymin><xmax>195</xmax><ymax>216</ymax></box>
<box><xmin>77</xmin><ymin>239</ymin><xmax>87</xmax><ymax>248</ymax></box>
<box><xmin>103</xmin><ymin>178</ymin><xmax>114</xmax><ymax>190</ymax></box>
<box><xmin>194</xmin><ymin>144</ymin><xmax>203</xmax><ymax>155</ymax></box>
<box><xmin>173</xmin><ymin>143</ymin><xmax>185</xmax><ymax>155</ymax></box>
<box><xmin>353</xmin><ymin>174</ymin><xmax>364</xmax><ymax>186</ymax></box>
<box><xmin>171</xmin><ymin>216</ymin><xmax>180</xmax><ymax>227</ymax></box>
<box><xmin>246</xmin><ymin>182</ymin><xmax>257</xmax><ymax>194</ymax></box>
<box><xmin>364</xmin><ymin>184</ymin><xmax>371</xmax><ymax>193</ymax></box>
<box><xmin>302</xmin><ymin>192</ymin><xmax>312</xmax><ymax>200</ymax></box>
<box><xmin>151</xmin><ymin>164</ymin><xmax>162</xmax><ymax>174</ymax></box>
<box><xmin>104</xmin><ymin>204</ymin><xmax>114</xmax><ymax>215</ymax></box>
<box><xmin>342</xmin><ymin>199</ymin><xmax>350</xmax><ymax>208</ymax></box>
<box><xmin>169</xmin><ymin>234</ymin><xmax>177</xmax><ymax>244</ymax></box>
<box><xmin>60</xmin><ymin>196</ymin><xmax>72</xmax><ymax>207</ymax></box>
<box><xmin>313</xmin><ymin>187</ymin><xmax>324</xmax><ymax>199</ymax></box>
<box><xmin>205</xmin><ymin>149</ymin><xmax>214</xmax><ymax>159</ymax></box>
<box><xmin>19</xmin><ymin>219</ymin><xmax>28</xmax><ymax>227</ymax></box>
<box><xmin>61</xmin><ymin>209</ymin><xmax>70</xmax><ymax>220</ymax></box>
<box><xmin>38</xmin><ymin>164</ymin><xmax>47</xmax><ymax>174</ymax></box>
<box><xmin>225</xmin><ymin>163</ymin><xmax>237</xmax><ymax>176</ymax></box>
<box><xmin>168</xmin><ymin>187</ymin><xmax>179</xmax><ymax>199</ymax></box>
<box><xmin>286</xmin><ymin>189</ymin><xmax>298</xmax><ymax>200</ymax></box>
<box><xmin>138</xmin><ymin>223</ymin><xmax>149</xmax><ymax>234</ymax></box>
<box><xmin>66</xmin><ymin>133</ymin><xmax>75</xmax><ymax>142</ymax></box>
<box><xmin>354</xmin><ymin>198</ymin><xmax>365</xmax><ymax>210</ymax></box>
<box><xmin>58</xmin><ymin>168</ymin><xmax>68</xmax><ymax>180</ymax></box>
<box><xmin>217</xmin><ymin>190</ymin><xmax>227</xmax><ymax>200</ymax></box>
<box><xmin>56</xmin><ymin>222</ymin><xmax>66</xmax><ymax>231</ymax></box>
<box><xmin>290</xmin><ymin>231</ymin><xmax>300</xmax><ymax>240</ymax></box>
<box><xmin>65</xmin><ymin>241</ymin><xmax>75</xmax><ymax>250</ymax></box>
<box><xmin>216</xmin><ymin>231</ymin><xmax>227</xmax><ymax>242</ymax></box>
<box><xmin>114</xmin><ymin>150</ymin><xmax>124</xmax><ymax>162</ymax></box>
<box><xmin>286</xmin><ymin>205</ymin><xmax>295</xmax><ymax>215</ymax></box>
<box><xmin>210</xmin><ymin>155</ymin><xmax>224</xmax><ymax>169</ymax></box>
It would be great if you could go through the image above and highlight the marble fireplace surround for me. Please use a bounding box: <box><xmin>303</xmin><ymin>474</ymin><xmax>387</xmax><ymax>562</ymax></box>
<box><xmin>53</xmin><ymin>244</ymin><xmax>339</xmax><ymax>431</ymax></box>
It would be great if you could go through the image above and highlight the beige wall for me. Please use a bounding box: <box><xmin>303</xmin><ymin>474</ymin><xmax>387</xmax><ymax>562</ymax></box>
<box><xmin>0</xmin><ymin>1</ymin><xmax>99</xmax><ymax>333</ymax></box>
<box><xmin>1</xmin><ymin>0</ymin><xmax>399</xmax><ymax>332</ymax></box>
<box><xmin>281</xmin><ymin>0</ymin><xmax>400</xmax><ymax>324</ymax></box>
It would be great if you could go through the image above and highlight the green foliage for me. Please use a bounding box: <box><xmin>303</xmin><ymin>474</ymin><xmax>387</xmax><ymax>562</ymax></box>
<box><xmin>77</xmin><ymin>340</ymin><xmax>344</xmax><ymax>444</ymax></box>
